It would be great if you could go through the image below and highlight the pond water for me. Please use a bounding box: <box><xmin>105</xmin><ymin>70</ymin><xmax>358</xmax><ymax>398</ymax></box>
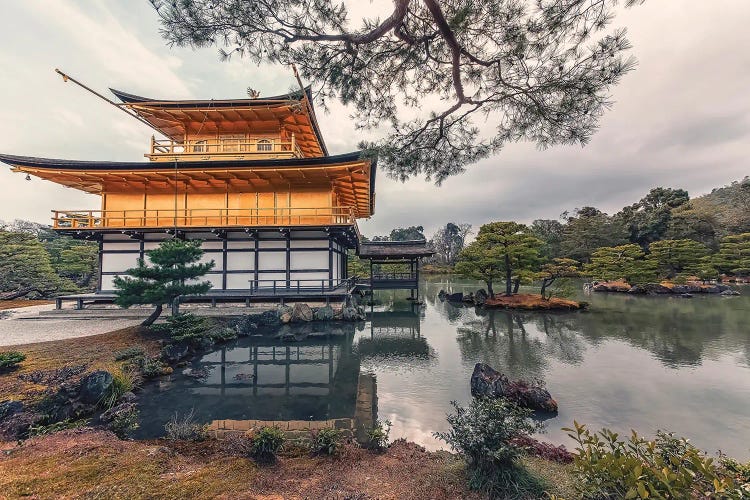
<box><xmin>136</xmin><ymin>277</ymin><xmax>750</xmax><ymax>460</ymax></box>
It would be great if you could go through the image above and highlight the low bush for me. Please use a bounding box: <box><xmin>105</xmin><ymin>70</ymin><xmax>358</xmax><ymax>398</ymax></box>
<box><xmin>164</xmin><ymin>409</ymin><xmax>207</xmax><ymax>441</ymax></box>
<box><xmin>110</xmin><ymin>406</ymin><xmax>140</xmax><ymax>439</ymax></box>
<box><xmin>250</xmin><ymin>426</ymin><xmax>285</xmax><ymax>463</ymax></box>
<box><xmin>365</xmin><ymin>419</ymin><xmax>392</xmax><ymax>451</ymax></box>
<box><xmin>126</xmin><ymin>355</ymin><xmax>168</xmax><ymax>379</ymax></box>
<box><xmin>27</xmin><ymin>419</ymin><xmax>87</xmax><ymax>438</ymax></box>
<box><xmin>565</xmin><ymin>421</ymin><xmax>750</xmax><ymax>499</ymax></box>
<box><xmin>0</xmin><ymin>351</ymin><xmax>26</xmax><ymax>372</ymax></box>
<box><xmin>114</xmin><ymin>347</ymin><xmax>145</xmax><ymax>361</ymax></box>
<box><xmin>309</xmin><ymin>427</ymin><xmax>343</xmax><ymax>456</ymax></box>
<box><xmin>152</xmin><ymin>313</ymin><xmax>210</xmax><ymax>343</ymax></box>
<box><xmin>434</xmin><ymin>398</ymin><xmax>546</xmax><ymax>499</ymax></box>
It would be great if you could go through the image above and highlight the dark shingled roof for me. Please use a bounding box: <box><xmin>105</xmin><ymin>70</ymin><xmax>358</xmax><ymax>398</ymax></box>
<box><xmin>358</xmin><ymin>240</ymin><xmax>434</xmax><ymax>259</ymax></box>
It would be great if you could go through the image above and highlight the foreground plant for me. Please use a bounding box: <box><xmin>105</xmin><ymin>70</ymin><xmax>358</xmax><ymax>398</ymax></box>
<box><xmin>434</xmin><ymin>398</ymin><xmax>546</xmax><ymax>498</ymax></box>
<box><xmin>365</xmin><ymin>420</ymin><xmax>392</xmax><ymax>452</ymax></box>
<box><xmin>0</xmin><ymin>351</ymin><xmax>26</xmax><ymax>372</ymax></box>
<box><xmin>164</xmin><ymin>409</ymin><xmax>207</xmax><ymax>441</ymax></box>
<box><xmin>249</xmin><ymin>426</ymin><xmax>285</xmax><ymax>464</ymax></box>
<box><xmin>564</xmin><ymin>421</ymin><xmax>750</xmax><ymax>499</ymax></box>
<box><xmin>309</xmin><ymin>427</ymin><xmax>343</xmax><ymax>456</ymax></box>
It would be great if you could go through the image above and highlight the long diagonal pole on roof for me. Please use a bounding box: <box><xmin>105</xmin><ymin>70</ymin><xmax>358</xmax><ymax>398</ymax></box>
<box><xmin>54</xmin><ymin>68</ymin><xmax>165</xmax><ymax>136</ymax></box>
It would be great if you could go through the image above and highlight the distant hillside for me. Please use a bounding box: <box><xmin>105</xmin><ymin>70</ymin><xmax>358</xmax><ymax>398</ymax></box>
<box><xmin>670</xmin><ymin>177</ymin><xmax>750</xmax><ymax>245</ymax></box>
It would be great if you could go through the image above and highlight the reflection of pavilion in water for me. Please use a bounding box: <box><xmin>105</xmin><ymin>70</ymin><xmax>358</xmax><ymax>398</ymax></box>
<box><xmin>357</xmin><ymin>309</ymin><xmax>434</xmax><ymax>363</ymax></box>
<box><xmin>135</xmin><ymin>330</ymin><xmax>371</xmax><ymax>437</ymax></box>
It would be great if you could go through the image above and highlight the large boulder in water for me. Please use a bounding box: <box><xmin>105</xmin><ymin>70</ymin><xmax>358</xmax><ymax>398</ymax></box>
<box><xmin>470</xmin><ymin>363</ymin><xmax>558</xmax><ymax>413</ymax></box>
<box><xmin>292</xmin><ymin>303</ymin><xmax>313</xmax><ymax>322</ymax></box>
<box><xmin>446</xmin><ymin>292</ymin><xmax>464</xmax><ymax>302</ymax></box>
<box><xmin>314</xmin><ymin>304</ymin><xmax>335</xmax><ymax>321</ymax></box>
<box><xmin>474</xmin><ymin>289</ymin><xmax>488</xmax><ymax>306</ymax></box>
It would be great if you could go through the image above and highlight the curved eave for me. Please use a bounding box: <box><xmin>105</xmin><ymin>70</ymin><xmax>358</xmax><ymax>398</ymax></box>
<box><xmin>109</xmin><ymin>86</ymin><xmax>311</xmax><ymax>108</ymax></box>
<box><xmin>0</xmin><ymin>151</ymin><xmax>376</xmax><ymax>217</ymax></box>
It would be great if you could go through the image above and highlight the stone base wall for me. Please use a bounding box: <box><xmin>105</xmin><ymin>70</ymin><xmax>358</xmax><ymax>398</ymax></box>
<box><xmin>206</xmin><ymin>372</ymin><xmax>377</xmax><ymax>445</ymax></box>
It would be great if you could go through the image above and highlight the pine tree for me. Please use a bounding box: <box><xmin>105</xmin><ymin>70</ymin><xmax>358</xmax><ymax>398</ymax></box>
<box><xmin>537</xmin><ymin>258</ymin><xmax>581</xmax><ymax>300</ymax></box>
<box><xmin>114</xmin><ymin>239</ymin><xmax>214</xmax><ymax>326</ymax></box>
<box><xmin>455</xmin><ymin>222</ymin><xmax>541</xmax><ymax>297</ymax></box>
<box><xmin>647</xmin><ymin>239</ymin><xmax>708</xmax><ymax>280</ymax></box>
<box><xmin>713</xmin><ymin>233</ymin><xmax>750</xmax><ymax>277</ymax></box>
<box><xmin>0</xmin><ymin>231</ymin><xmax>69</xmax><ymax>299</ymax></box>
<box><xmin>585</xmin><ymin>244</ymin><xmax>656</xmax><ymax>285</ymax></box>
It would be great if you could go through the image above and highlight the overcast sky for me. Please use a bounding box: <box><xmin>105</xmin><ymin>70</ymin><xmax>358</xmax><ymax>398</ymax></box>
<box><xmin>0</xmin><ymin>1</ymin><xmax>748</xmax><ymax>238</ymax></box>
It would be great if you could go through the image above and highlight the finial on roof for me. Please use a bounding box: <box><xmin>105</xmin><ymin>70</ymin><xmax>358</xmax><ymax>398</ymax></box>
<box><xmin>246</xmin><ymin>87</ymin><xmax>260</xmax><ymax>99</ymax></box>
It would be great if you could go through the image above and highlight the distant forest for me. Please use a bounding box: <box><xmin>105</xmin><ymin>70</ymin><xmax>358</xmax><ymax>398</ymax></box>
<box><xmin>369</xmin><ymin>177</ymin><xmax>750</xmax><ymax>267</ymax></box>
<box><xmin>1</xmin><ymin>177</ymin><xmax>749</xmax><ymax>298</ymax></box>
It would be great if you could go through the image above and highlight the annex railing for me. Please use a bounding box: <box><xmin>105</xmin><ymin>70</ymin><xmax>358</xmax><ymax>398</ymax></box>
<box><xmin>247</xmin><ymin>277</ymin><xmax>356</xmax><ymax>295</ymax></box>
<box><xmin>51</xmin><ymin>206</ymin><xmax>357</xmax><ymax>229</ymax></box>
<box><xmin>147</xmin><ymin>136</ymin><xmax>304</xmax><ymax>161</ymax></box>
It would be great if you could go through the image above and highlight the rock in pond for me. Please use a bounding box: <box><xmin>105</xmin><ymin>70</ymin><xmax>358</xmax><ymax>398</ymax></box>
<box><xmin>474</xmin><ymin>289</ymin><xmax>488</xmax><ymax>306</ymax></box>
<box><xmin>720</xmin><ymin>289</ymin><xmax>741</xmax><ymax>296</ymax></box>
<box><xmin>79</xmin><ymin>370</ymin><xmax>114</xmax><ymax>405</ymax></box>
<box><xmin>446</xmin><ymin>292</ymin><xmax>464</xmax><ymax>302</ymax></box>
<box><xmin>314</xmin><ymin>304</ymin><xmax>335</xmax><ymax>321</ymax></box>
<box><xmin>292</xmin><ymin>303</ymin><xmax>313</xmax><ymax>322</ymax></box>
<box><xmin>470</xmin><ymin>363</ymin><xmax>558</xmax><ymax>413</ymax></box>
<box><xmin>162</xmin><ymin>343</ymin><xmax>190</xmax><ymax>363</ymax></box>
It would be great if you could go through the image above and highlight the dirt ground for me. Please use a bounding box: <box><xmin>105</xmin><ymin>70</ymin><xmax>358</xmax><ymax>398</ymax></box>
<box><xmin>0</xmin><ymin>300</ymin><xmax>54</xmax><ymax>311</ymax></box>
<box><xmin>0</xmin><ymin>430</ymin><xmax>481</xmax><ymax>500</ymax></box>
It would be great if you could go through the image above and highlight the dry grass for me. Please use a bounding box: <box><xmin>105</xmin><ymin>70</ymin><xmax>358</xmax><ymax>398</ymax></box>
<box><xmin>0</xmin><ymin>326</ymin><xmax>160</xmax><ymax>403</ymax></box>
<box><xmin>484</xmin><ymin>293</ymin><xmax>585</xmax><ymax>311</ymax></box>
<box><xmin>0</xmin><ymin>430</ymin><xmax>483</xmax><ymax>500</ymax></box>
<box><xmin>0</xmin><ymin>300</ymin><xmax>54</xmax><ymax>311</ymax></box>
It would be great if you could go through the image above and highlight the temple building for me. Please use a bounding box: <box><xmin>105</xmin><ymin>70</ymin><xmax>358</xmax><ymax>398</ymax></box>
<box><xmin>0</xmin><ymin>84</ymin><xmax>432</xmax><ymax>303</ymax></box>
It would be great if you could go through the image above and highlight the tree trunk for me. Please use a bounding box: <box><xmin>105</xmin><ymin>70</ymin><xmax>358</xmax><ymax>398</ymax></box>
<box><xmin>505</xmin><ymin>254</ymin><xmax>513</xmax><ymax>296</ymax></box>
<box><xmin>486</xmin><ymin>280</ymin><xmax>494</xmax><ymax>299</ymax></box>
<box><xmin>141</xmin><ymin>303</ymin><xmax>163</xmax><ymax>327</ymax></box>
<box><xmin>513</xmin><ymin>277</ymin><xmax>521</xmax><ymax>294</ymax></box>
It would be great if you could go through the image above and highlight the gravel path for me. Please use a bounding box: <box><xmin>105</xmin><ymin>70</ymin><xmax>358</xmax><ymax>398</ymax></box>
<box><xmin>0</xmin><ymin>304</ymin><xmax>142</xmax><ymax>347</ymax></box>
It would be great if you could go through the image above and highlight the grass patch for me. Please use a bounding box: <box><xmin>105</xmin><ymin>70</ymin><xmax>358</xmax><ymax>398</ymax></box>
<box><xmin>0</xmin><ymin>326</ymin><xmax>160</xmax><ymax>404</ymax></box>
<box><xmin>484</xmin><ymin>293</ymin><xmax>585</xmax><ymax>310</ymax></box>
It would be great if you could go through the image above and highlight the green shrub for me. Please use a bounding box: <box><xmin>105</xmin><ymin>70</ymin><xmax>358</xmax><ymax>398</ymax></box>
<box><xmin>434</xmin><ymin>398</ymin><xmax>545</xmax><ymax>498</ymax></box>
<box><xmin>110</xmin><ymin>407</ymin><xmax>140</xmax><ymax>439</ymax></box>
<box><xmin>250</xmin><ymin>426</ymin><xmax>285</xmax><ymax>463</ymax></box>
<box><xmin>152</xmin><ymin>313</ymin><xmax>209</xmax><ymax>342</ymax></box>
<box><xmin>309</xmin><ymin>427</ymin><xmax>343</xmax><ymax>456</ymax></box>
<box><xmin>114</xmin><ymin>346</ymin><xmax>145</xmax><ymax>361</ymax></box>
<box><xmin>127</xmin><ymin>355</ymin><xmax>168</xmax><ymax>379</ymax></box>
<box><xmin>365</xmin><ymin>419</ymin><xmax>392</xmax><ymax>451</ymax></box>
<box><xmin>0</xmin><ymin>351</ymin><xmax>26</xmax><ymax>372</ymax></box>
<box><xmin>208</xmin><ymin>327</ymin><xmax>238</xmax><ymax>343</ymax></box>
<box><xmin>565</xmin><ymin>421</ymin><xmax>749</xmax><ymax>499</ymax></box>
<box><xmin>164</xmin><ymin>409</ymin><xmax>207</xmax><ymax>441</ymax></box>
<box><xmin>28</xmin><ymin>419</ymin><xmax>86</xmax><ymax>437</ymax></box>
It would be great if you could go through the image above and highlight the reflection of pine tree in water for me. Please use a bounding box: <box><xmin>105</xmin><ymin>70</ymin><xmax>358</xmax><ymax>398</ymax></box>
<box><xmin>456</xmin><ymin>310</ymin><xmax>548</xmax><ymax>381</ymax></box>
<box><xmin>534</xmin><ymin>315</ymin><xmax>586</xmax><ymax>365</ymax></box>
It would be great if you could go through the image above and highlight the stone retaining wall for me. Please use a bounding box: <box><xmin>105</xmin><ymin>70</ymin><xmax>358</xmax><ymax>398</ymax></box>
<box><xmin>206</xmin><ymin>372</ymin><xmax>378</xmax><ymax>445</ymax></box>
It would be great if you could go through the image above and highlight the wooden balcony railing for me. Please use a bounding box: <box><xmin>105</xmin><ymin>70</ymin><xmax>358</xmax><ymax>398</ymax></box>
<box><xmin>146</xmin><ymin>136</ymin><xmax>304</xmax><ymax>161</ymax></box>
<box><xmin>52</xmin><ymin>207</ymin><xmax>356</xmax><ymax>230</ymax></box>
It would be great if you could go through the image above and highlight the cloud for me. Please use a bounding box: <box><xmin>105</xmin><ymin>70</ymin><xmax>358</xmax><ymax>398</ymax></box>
<box><xmin>1</xmin><ymin>0</ymin><xmax>749</xmax><ymax>238</ymax></box>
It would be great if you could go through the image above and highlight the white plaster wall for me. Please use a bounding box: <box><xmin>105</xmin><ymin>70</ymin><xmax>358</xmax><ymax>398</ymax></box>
<box><xmin>290</xmin><ymin>251</ymin><xmax>327</xmax><ymax>270</ymax></box>
<box><xmin>101</xmin><ymin>252</ymin><xmax>140</xmax><ymax>274</ymax></box>
<box><xmin>226</xmin><ymin>273</ymin><xmax>254</xmax><ymax>289</ymax></box>
<box><xmin>226</xmin><ymin>252</ymin><xmax>254</xmax><ymax>271</ymax></box>
<box><xmin>258</xmin><ymin>252</ymin><xmax>286</xmax><ymax>270</ymax></box>
<box><xmin>290</xmin><ymin>239</ymin><xmax>328</xmax><ymax>249</ymax></box>
<box><xmin>258</xmin><ymin>240</ymin><xmax>286</xmax><ymax>249</ymax></box>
